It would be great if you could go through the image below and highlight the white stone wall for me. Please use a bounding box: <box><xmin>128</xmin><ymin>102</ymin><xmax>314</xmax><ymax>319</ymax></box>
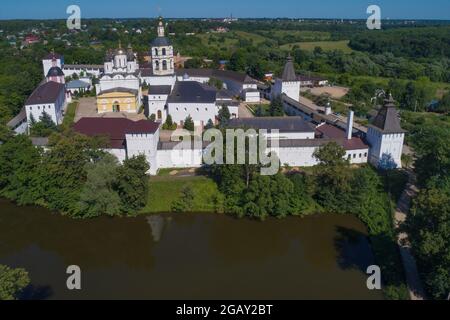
<box><xmin>367</xmin><ymin>127</ymin><xmax>404</xmax><ymax>168</ymax></box>
<box><xmin>144</xmin><ymin>75</ymin><xmax>177</xmax><ymax>87</ymax></box>
<box><xmin>265</xmin><ymin>132</ymin><xmax>315</xmax><ymax>140</ymax></box>
<box><xmin>125</xmin><ymin>129</ymin><xmax>160</xmax><ymax>175</ymax></box>
<box><xmin>177</xmin><ymin>75</ymin><xmax>210</xmax><ymax>83</ymax></box>
<box><xmin>273</xmin><ymin>79</ymin><xmax>300</xmax><ymax>102</ymax></box>
<box><xmin>346</xmin><ymin>148</ymin><xmax>369</xmax><ymax>164</ymax></box>
<box><xmin>106</xmin><ymin>148</ymin><xmax>127</xmax><ymax>163</ymax></box>
<box><xmin>168</xmin><ymin>102</ymin><xmax>217</xmax><ymax>126</ymax></box>
<box><xmin>148</xmin><ymin>94</ymin><xmax>169</xmax><ymax>122</ymax></box>
<box><xmin>63</xmin><ymin>67</ymin><xmax>102</xmax><ymax>78</ymax></box>
<box><xmin>270</xmin><ymin>146</ymin><xmax>319</xmax><ymax>167</ymax></box>
<box><xmin>25</xmin><ymin>88</ymin><xmax>66</xmax><ymax>128</ymax></box>
<box><xmin>156</xmin><ymin>148</ymin><xmax>203</xmax><ymax>171</ymax></box>
<box><xmin>244</xmin><ymin>91</ymin><xmax>261</xmax><ymax>103</ymax></box>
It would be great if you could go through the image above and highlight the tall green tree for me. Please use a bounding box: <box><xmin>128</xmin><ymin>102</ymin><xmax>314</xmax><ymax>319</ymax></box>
<box><xmin>0</xmin><ymin>265</ymin><xmax>30</xmax><ymax>300</ymax></box>
<box><xmin>406</xmin><ymin>178</ymin><xmax>450</xmax><ymax>299</ymax></box>
<box><xmin>29</xmin><ymin>111</ymin><xmax>57</xmax><ymax>137</ymax></box>
<box><xmin>313</xmin><ymin>142</ymin><xmax>352</xmax><ymax>212</ymax></box>
<box><xmin>0</xmin><ymin>135</ymin><xmax>42</xmax><ymax>205</ymax></box>
<box><xmin>218</xmin><ymin>105</ymin><xmax>231</xmax><ymax>127</ymax></box>
<box><xmin>115</xmin><ymin>155</ymin><xmax>150</xmax><ymax>214</ymax></box>
<box><xmin>76</xmin><ymin>153</ymin><xmax>122</xmax><ymax>218</ymax></box>
<box><xmin>269</xmin><ymin>95</ymin><xmax>285</xmax><ymax>116</ymax></box>
<box><xmin>183</xmin><ymin>115</ymin><xmax>195</xmax><ymax>132</ymax></box>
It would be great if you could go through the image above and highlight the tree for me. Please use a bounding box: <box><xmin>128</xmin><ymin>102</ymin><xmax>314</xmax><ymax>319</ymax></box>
<box><xmin>171</xmin><ymin>186</ymin><xmax>195</xmax><ymax>212</ymax></box>
<box><xmin>184</xmin><ymin>57</ymin><xmax>202</xmax><ymax>69</ymax></box>
<box><xmin>29</xmin><ymin>111</ymin><xmax>57</xmax><ymax>137</ymax></box>
<box><xmin>115</xmin><ymin>155</ymin><xmax>150</xmax><ymax>214</ymax></box>
<box><xmin>218</xmin><ymin>105</ymin><xmax>231</xmax><ymax>127</ymax></box>
<box><xmin>0</xmin><ymin>135</ymin><xmax>42</xmax><ymax>205</ymax></box>
<box><xmin>378</xmin><ymin>153</ymin><xmax>398</xmax><ymax>171</ymax></box>
<box><xmin>437</xmin><ymin>91</ymin><xmax>450</xmax><ymax>113</ymax></box>
<box><xmin>405</xmin><ymin>178</ymin><xmax>450</xmax><ymax>299</ymax></box>
<box><xmin>413</xmin><ymin>126</ymin><xmax>450</xmax><ymax>186</ymax></box>
<box><xmin>229</xmin><ymin>50</ymin><xmax>247</xmax><ymax>72</ymax></box>
<box><xmin>183</xmin><ymin>115</ymin><xmax>195</xmax><ymax>132</ymax></box>
<box><xmin>208</xmin><ymin>77</ymin><xmax>223</xmax><ymax>90</ymax></box>
<box><xmin>38</xmin><ymin>132</ymin><xmax>107</xmax><ymax>215</ymax></box>
<box><xmin>0</xmin><ymin>123</ymin><xmax>13</xmax><ymax>143</ymax></box>
<box><xmin>0</xmin><ymin>265</ymin><xmax>30</xmax><ymax>300</ymax></box>
<box><xmin>401</xmin><ymin>154</ymin><xmax>413</xmax><ymax>170</ymax></box>
<box><xmin>269</xmin><ymin>96</ymin><xmax>284</xmax><ymax>116</ymax></box>
<box><xmin>76</xmin><ymin>153</ymin><xmax>122</xmax><ymax>218</ymax></box>
<box><xmin>204</xmin><ymin>119</ymin><xmax>215</xmax><ymax>130</ymax></box>
<box><xmin>313</xmin><ymin>142</ymin><xmax>352</xmax><ymax>212</ymax></box>
<box><xmin>162</xmin><ymin>114</ymin><xmax>176</xmax><ymax>130</ymax></box>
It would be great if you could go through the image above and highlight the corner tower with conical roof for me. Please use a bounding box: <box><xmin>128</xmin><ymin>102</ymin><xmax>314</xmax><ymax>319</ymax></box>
<box><xmin>151</xmin><ymin>17</ymin><xmax>174</xmax><ymax>76</ymax></box>
<box><xmin>272</xmin><ymin>55</ymin><xmax>300</xmax><ymax>102</ymax></box>
<box><xmin>367</xmin><ymin>94</ymin><xmax>406</xmax><ymax>168</ymax></box>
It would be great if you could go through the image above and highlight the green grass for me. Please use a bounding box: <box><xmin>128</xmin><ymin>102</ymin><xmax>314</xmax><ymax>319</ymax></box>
<box><xmin>61</xmin><ymin>101</ymin><xmax>78</xmax><ymax>130</ymax></box>
<box><xmin>281</xmin><ymin>40</ymin><xmax>353</xmax><ymax>53</ymax></box>
<box><xmin>143</xmin><ymin>175</ymin><xmax>222</xmax><ymax>213</ymax></box>
<box><xmin>258</xmin><ymin>30</ymin><xmax>331</xmax><ymax>41</ymax></box>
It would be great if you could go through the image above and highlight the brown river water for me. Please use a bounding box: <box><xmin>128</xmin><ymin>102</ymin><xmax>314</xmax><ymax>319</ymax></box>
<box><xmin>0</xmin><ymin>199</ymin><xmax>383</xmax><ymax>300</ymax></box>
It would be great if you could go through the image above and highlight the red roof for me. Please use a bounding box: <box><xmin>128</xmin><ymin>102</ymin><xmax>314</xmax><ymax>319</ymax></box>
<box><xmin>316</xmin><ymin>123</ymin><xmax>347</xmax><ymax>139</ymax></box>
<box><xmin>73</xmin><ymin>118</ymin><xmax>160</xmax><ymax>149</ymax></box>
<box><xmin>25</xmin><ymin>81</ymin><xmax>65</xmax><ymax>105</ymax></box>
<box><xmin>316</xmin><ymin>124</ymin><xmax>368</xmax><ymax>150</ymax></box>
<box><xmin>340</xmin><ymin>138</ymin><xmax>369</xmax><ymax>150</ymax></box>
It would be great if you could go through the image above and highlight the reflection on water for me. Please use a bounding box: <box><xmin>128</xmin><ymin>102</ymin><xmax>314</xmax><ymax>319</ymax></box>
<box><xmin>0</xmin><ymin>199</ymin><xmax>383</xmax><ymax>300</ymax></box>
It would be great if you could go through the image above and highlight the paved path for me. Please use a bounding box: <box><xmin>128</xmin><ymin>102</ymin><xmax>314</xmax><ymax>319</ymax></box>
<box><xmin>238</xmin><ymin>103</ymin><xmax>255</xmax><ymax>118</ymax></box>
<box><xmin>394</xmin><ymin>171</ymin><xmax>427</xmax><ymax>300</ymax></box>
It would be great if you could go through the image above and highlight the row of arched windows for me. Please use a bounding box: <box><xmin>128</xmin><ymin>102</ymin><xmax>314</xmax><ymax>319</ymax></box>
<box><xmin>154</xmin><ymin>48</ymin><xmax>170</xmax><ymax>56</ymax></box>
<box><xmin>154</xmin><ymin>60</ymin><xmax>173</xmax><ymax>71</ymax></box>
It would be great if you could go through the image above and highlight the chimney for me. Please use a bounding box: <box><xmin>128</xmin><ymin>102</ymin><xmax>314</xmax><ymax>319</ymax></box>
<box><xmin>325</xmin><ymin>101</ymin><xmax>332</xmax><ymax>115</ymax></box>
<box><xmin>346</xmin><ymin>110</ymin><xmax>354</xmax><ymax>140</ymax></box>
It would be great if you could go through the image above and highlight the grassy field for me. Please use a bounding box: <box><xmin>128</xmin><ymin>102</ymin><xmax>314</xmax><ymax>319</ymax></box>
<box><xmin>142</xmin><ymin>175</ymin><xmax>222</xmax><ymax>213</ymax></box>
<box><xmin>281</xmin><ymin>40</ymin><xmax>353</xmax><ymax>53</ymax></box>
<box><xmin>256</xmin><ymin>30</ymin><xmax>331</xmax><ymax>41</ymax></box>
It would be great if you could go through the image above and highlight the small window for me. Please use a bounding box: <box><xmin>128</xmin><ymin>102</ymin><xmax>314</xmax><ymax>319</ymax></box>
<box><xmin>347</xmin><ymin>155</ymin><xmax>351</xmax><ymax>160</ymax></box>
<box><xmin>353</xmin><ymin>154</ymin><xmax>356</xmax><ymax>159</ymax></box>
<box><xmin>359</xmin><ymin>154</ymin><xmax>362</xmax><ymax>158</ymax></box>
<box><xmin>364</xmin><ymin>153</ymin><xmax>367</xmax><ymax>157</ymax></box>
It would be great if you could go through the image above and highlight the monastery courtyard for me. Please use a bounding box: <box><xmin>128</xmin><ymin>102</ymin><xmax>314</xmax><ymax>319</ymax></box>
<box><xmin>74</xmin><ymin>97</ymin><xmax>147</xmax><ymax>123</ymax></box>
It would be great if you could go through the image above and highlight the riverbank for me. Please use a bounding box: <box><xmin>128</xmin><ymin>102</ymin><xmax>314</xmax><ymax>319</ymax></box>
<box><xmin>141</xmin><ymin>168</ymin><xmax>410</xmax><ymax>300</ymax></box>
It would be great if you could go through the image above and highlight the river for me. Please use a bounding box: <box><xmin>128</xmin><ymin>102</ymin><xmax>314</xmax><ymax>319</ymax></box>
<box><xmin>0</xmin><ymin>199</ymin><xmax>383</xmax><ymax>300</ymax></box>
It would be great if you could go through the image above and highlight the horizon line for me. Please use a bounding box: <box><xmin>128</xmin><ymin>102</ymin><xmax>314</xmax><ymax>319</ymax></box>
<box><xmin>1</xmin><ymin>16</ymin><xmax>450</xmax><ymax>22</ymax></box>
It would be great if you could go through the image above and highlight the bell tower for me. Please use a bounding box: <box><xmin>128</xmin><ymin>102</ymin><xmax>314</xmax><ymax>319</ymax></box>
<box><xmin>151</xmin><ymin>17</ymin><xmax>174</xmax><ymax>76</ymax></box>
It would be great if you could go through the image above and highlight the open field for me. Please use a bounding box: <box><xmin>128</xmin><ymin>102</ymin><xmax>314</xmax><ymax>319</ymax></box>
<box><xmin>305</xmin><ymin>86</ymin><xmax>350</xmax><ymax>99</ymax></box>
<box><xmin>143</xmin><ymin>175</ymin><xmax>222</xmax><ymax>213</ymax></box>
<box><xmin>281</xmin><ymin>40</ymin><xmax>353</xmax><ymax>53</ymax></box>
<box><xmin>257</xmin><ymin>30</ymin><xmax>331</xmax><ymax>42</ymax></box>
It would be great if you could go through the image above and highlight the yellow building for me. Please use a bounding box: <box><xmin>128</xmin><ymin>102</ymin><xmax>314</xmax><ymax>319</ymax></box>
<box><xmin>96</xmin><ymin>88</ymin><xmax>139</xmax><ymax>113</ymax></box>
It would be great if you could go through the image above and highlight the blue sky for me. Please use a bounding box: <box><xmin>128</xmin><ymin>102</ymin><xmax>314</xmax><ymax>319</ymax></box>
<box><xmin>1</xmin><ymin>0</ymin><xmax>449</xmax><ymax>20</ymax></box>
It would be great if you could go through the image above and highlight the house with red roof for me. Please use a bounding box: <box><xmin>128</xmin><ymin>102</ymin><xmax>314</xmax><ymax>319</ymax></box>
<box><xmin>73</xmin><ymin>118</ymin><xmax>161</xmax><ymax>175</ymax></box>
